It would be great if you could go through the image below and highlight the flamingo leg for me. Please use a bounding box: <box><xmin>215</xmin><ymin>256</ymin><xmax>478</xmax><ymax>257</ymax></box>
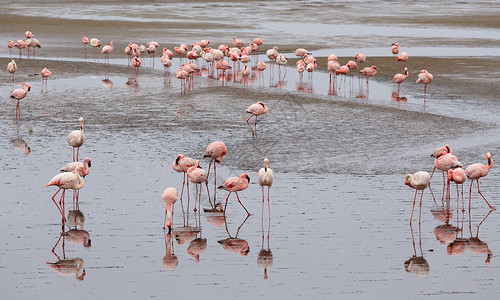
<box><xmin>476</xmin><ymin>180</ymin><xmax>494</xmax><ymax>210</ymax></box>
<box><xmin>223</xmin><ymin>192</ymin><xmax>232</xmax><ymax>213</ymax></box>
<box><xmin>246</xmin><ymin>115</ymin><xmax>256</xmax><ymax>137</ymax></box>
<box><xmin>51</xmin><ymin>188</ymin><xmax>65</xmax><ymax>218</ymax></box>
<box><xmin>267</xmin><ymin>187</ymin><xmax>271</xmax><ymax>220</ymax></box>
<box><xmin>410</xmin><ymin>189</ymin><xmax>417</xmax><ymax>225</ymax></box>
<box><xmin>194</xmin><ymin>184</ymin><xmax>199</xmax><ymax>212</ymax></box>
<box><xmin>179</xmin><ymin>173</ymin><xmax>186</xmax><ymax>224</ymax></box>
<box><xmin>254</xmin><ymin>116</ymin><xmax>258</xmax><ymax>139</ymax></box>
<box><xmin>261</xmin><ymin>186</ymin><xmax>265</xmax><ymax>220</ymax></box>
<box><xmin>418</xmin><ymin>190</ymin><xmax>424</xmax><ymax>225</ymax></box>
<box><xmin>468</xmin><ymin>180</ymin><xmax>474</xmax><ymax>212</ymax></box>
<box><xmin>235</xmin><ymin>192</ymin><xmax>251</xmax><ymax>216</ymax></box>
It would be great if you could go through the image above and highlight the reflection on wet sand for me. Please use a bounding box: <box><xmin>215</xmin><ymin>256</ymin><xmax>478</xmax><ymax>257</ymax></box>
<box><xmin>405</xmin><ymin>223</ymin><xmax>430</xmax><ymax>278</ymax></box>
<box><xmin>11</xmin><ymin>121</ymin><xmax>31</xmax><ymax>156</ymax></box>
<box><xmin>257</xmin><ymin>199</ymin><xmax>273</xmax><ymax>280</ymax></box>
<box><xmin>162</xmin><ymin>231</ymin><xmax>178</xmax><ymax>270</ymax></box>
<box><xmin>187</xmin><ymin>232</ymin><xmax>207</xmax><ymax>263</ymax></box>
<box><xmin>47</xmin><ymin>225</ymin><xmax>86</xmax><ymax>281</ymax></box>
<box><xmin>218</xmin><ymin>215</ymin><xmax>250</xmax><ymax>256</ymax></box>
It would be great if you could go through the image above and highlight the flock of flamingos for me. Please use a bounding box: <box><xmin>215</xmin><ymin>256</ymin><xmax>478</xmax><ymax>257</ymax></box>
<box><xmin>5</xmin><ymin>31</ymin><xmax>494</xmax><ymax>277</ymax></box>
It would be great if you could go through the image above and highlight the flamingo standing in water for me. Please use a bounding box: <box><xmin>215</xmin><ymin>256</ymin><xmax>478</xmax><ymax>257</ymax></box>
<box><xmin>68</xmin><ymin>117</ymin><xmax>85</xmax><ymax>162</ymax></box>
<box><xmin>327</xmin><ymin>60</ymin><xmax>340</xmax><ymax>81</ymax></box>
<box><xmin>26</xmin><ymin>35</ymin><xmax>41</xmax><ymax>59</ymax></box>
<box><xmin>101</xmin><ymin>41</ymin><xmax>113</xmax><ymax>66</ymax></box>
<box><xmin>416</xmin><ymin>70</ymin><xmax>433</xmax><ymax>99</ymax></box>
<box><xmin>354</xmin><ymin>53</ymin><xmax>366</xmax><ymax>69</ymax></box>
<box><xmin>393</xmin><ymin>67</ymin><xmax>408</xmax><ymax>94</ymax></box>
<box><xmin>405</xmin><ymin>171</ymin><xmax>431</xmax><ymax>225</ymax></box>
<box><xmin>447</xmin><ymin>168</ymin><xmax>467</xmax><ymax>212</ymax></box>
<box><xmin>218</xmin><ymin>173</ymin><xmax>251</xmax><ymax>215</ymax></box>
<box><xmin>41</xmin><ymin>67</ymin><xmax>52</xmax><ymax>92</ymax></box>
<box><xmin>359</xmin><ymin>65</ymin><xmax>377</xmax><ymax>84</ymax></box>
<box><xmin>46</xmin><ymin>165</ymin><xmax>85</xmax><ymax>223</ymax></box>
<box><xmin>162</xmin><ymin>187</ymin><xmax>178</xmax><ymax>232</ymax></box>
<box><xmin>90</xmin><ymin>38</ymin><xmax>101</xmax><ymax>59</ymax></box>
<box><xmin>245</xmin><ymin>101</ymin><xmax>268</xmax><ymax>138</ymax></box>
<box><xmin>61</xmin><ymin>157</ymin><xmax>92</xmax><ymax>177</ymax></box>
<box><xmin>173</xmin><ymin>154</ymin><xmax>196</xmax><ymax>216</ymax></box>
<box><xmin>396</xmin><ymin>52</ymin><xmax>408</xmax><ymax>69</ymax></box>
<box><xmin>187</xmin><ymin>160</ymin><xmax>208</xmax><ymax>213</ymax></box>
<box><xmin>46</xmin><ymin>258</ymin><xmax>86</xmax><ymax>281</ymax></box>
<box><xmin>465</xmin><ymin>153</ymin><xmax>494</xmax><ymax>211</ymax></box>
<box><xmin>7</xmin><ymin>40</ymin><xmax>15</xmax><ymax>55</ymax></box>
<box><xmin>14</xmin><ymin>39</ymin><xmax>27</xmax><ymax>61</ymax></box>
<box><xmin>132</xmin><ymin>56</ymin><xmax>141</xmax><ymax>82</ymax></box>
<box><xmin>431</xmin><ymin>152</ymin><xmax>463</xmax><ymax>185</ymax></box>
<box><xmin>204</xmin><ymin>141</ymin><xmax>227</xmax><ymax>204</ymax></box>
<box><xmin>258</xmin><ymin>158</ymin><xmax>274</xmax><ymax>218</ymax></box>
<box><xmin>10</xmin><ymin>82</ymin><xmax>31</xmax><ymax>118</ymax></box>
<box><xmin>232</xmin><ymin>36</ymin><xmax>245</xmax><ymax>47</ymax></box>
<box><xmin>82</xmin><ymin>36</ymin><xmax>89</xmax><ymax>57</ymax></box>
<box><xmin>7</xmin><ymin>60</ymin><xmax>17</xmax><ymax>81</ymax></box>
<box><xmin>391</xmin><ymin>43</ymin><xmax>399</xmax><ymax>57</ymax></box>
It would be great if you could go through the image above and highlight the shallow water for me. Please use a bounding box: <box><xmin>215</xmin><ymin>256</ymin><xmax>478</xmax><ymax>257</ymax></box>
<box><xmin>2</xmin><ymin>0</ymin><xmax>500</xmax><ymax>299</ymax></box>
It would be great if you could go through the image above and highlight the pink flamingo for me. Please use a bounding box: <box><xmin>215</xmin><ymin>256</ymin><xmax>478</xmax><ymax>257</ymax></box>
<box><xmin>67</xmin><ymin>117</ymin><xmax>85</xmax><ymax>162</ymax></box>
<box><xmin>327</xmin><ymin>60</ymin><xmax>340</xmax><ymax>81</ymax></box>
<box><xmin>465</xmin><ymin>153</ymin><xmax>494</xmax><ymax>210</ymax></box>
<box><xmin>447</xmin><ymin>168</ymin><xmax>467</xmax><ymax>212</ymax></box>
<box><xmin>416</xmin><ymin>70</ymin><xmax>433</xmax><ymax>99</ymax></box>
<box><xmin>61</xmin><ymin>157</ymin><xmax>92</xmax><ymax>178</ymax></box>
<box><xmin>354</xmin><ymin>53</ymin><xmax>366</xmax><ymax>68</ymax></box>
<box><xmin>431</xmin><ymin>145</ymin><xmax>452</xmax><ymax>159</ymax></box>
<box><xmin>359</xmin><ymin>65</ymin><xmax>377</xmax><ymax>84</ymax></box>
<box><xmin>296</xmin><ymin>60</ymin><xmax>305</xmax><ymax>80</ymax></box>
<box><xmin>26</xmin><ymin>36</ymin><xmax>41</xmax><ymax>59</ymax></box>
<box><xmin>147</xmin><ymin>43</ymin><xmax>156</xmax><ymax>67</ymax></box>
<box><xmin>204</xmin><ymin>141</ymin><xmax>227</xmax><ymax>204</ymax></box>
<box><xmin>82</xmin><ymin>36</ymin><xmax>89</xmax><ymax>57</ymax></box>
<box><xmin>90</xmin><ymin>38</ymin><xmax>101</xmax><ymax>59</ymax></box>
<box><xmin>7</xmin><ymin>60</ymin><xmax>17</xmax><ymax>81</ymax></box>
<box><xmin>10</xmin><ymin>82</ymin><xmax>31</xmax><ymax>118</ymax></box>
<box><xmin>253</xmin><ymin>37</ymin><xmax>263</xmax><ymax>46</ymax></box>
<box><xmin>215</xmin><ymin>60</ymin><xmax>231</xmax><ymax>84</ymax></box>
<box><xmin>258</xmin><ymin>158</ymin><xmax>273</xmax><ymax>218</ymax></box>
<box><xmin>232</xmin><ymin>36</ymin><xmax>245</xmax><ymax>47</ymax></box>
<box><xmin>295</xmin><ymin>48</ymin><xmax>309</xmax><ymax>58</ymax></box>
<box><xmin>46</xmin><ymin>165</ymin><xmax>85</xmax><ymax>223</ymax></box>
<box><xmin>173</xmin><ymin>154</ymin><xmax>196</xmax><ymax>216</ymax></box>
<box><xmin>245</xmin><ymin>101</ymin><xmax>268</xmax><ymax>138</ymax></box>
<box><xmin>405</xmin><ymin>171</ymin><xmax>431</xmax><ymax>225</ymax></box>
<box><xmin>25</xmin><ymin>31</ymin><xmax>32</xmax><ymax>38</ymax></box>
<box><xmin>14</xmin><ymin>39</ymin><xmax>27</xmax><ymax>61</ymax></box>
<box><xmin>391</xmin><ymin>43</ymin><xmax>399</xmax><ymax>56</ymax></box>
<box><xmin>328</xmin><ymin>54</ymin><xmax>338</xmax><ymax>62</ymax></box>
<box><xmin>306</xmin><ymin>59</ymin><xmax>317</xmax><ymax>82</ymax></box>
<box><xmin>7</xmin><ymin>40</ymin><xmax>15</xmax><ymax>55</ymax></box>
<box><xmin>101</xmin><ymin>41</ymin><xmax>113</xmax><ymax>66</ymax></box>
<box><xmin>346</xmin><ymin>60</ymin><xmax>357</xmax><ymax>75</ymax></box>
<box><xmin>174</xmin><ymin>44</ymin><xmax>188</xmax><ymax>61</ymax></box>
<box><xmin>187</xmin><ymin>160</ymin><xmax>208</xmax><ymax>213</ymax></box>
<box><xmin>162</xmin><ymin>188</ymin><xmax>178</xmax><ymax>232</ymax></box>
<box><xmin>396</xmin><ymin>52</ymin><xmax>408</xmax><ymax>69</ymax></box>
<box><xmin>41</xmin><ymin>67</ymin><xmax>52</xmax><ymax>92</ymax></box>
<box><xmin>218</xmin><ymin>173</ymin><xmax>251</xmax><ymax>215</ymax></box>
<box><xmin>132</xmin><ymin>56</ymin><xmax>141</xmax><ymax>82</ymax></box>
<box><xmin>393</xmin><ymin>67</ymin><xmax>408</xmax><ymax>94</ymax></box>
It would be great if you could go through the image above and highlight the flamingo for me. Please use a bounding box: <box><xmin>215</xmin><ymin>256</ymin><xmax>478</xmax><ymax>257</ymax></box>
<box><xmin>396</xmin><ymin>52</ymin><xmax>408</xmax><ymax>69</ymax></box>
<box><xmin>245</xmin><ymin>101</ymin><xmax>268</xmax><ymax>138</ymax></box>
<box><xmin>41</xmin><ymin>67</ymin><xmax>52</xmax><ymax>92</ymax></box>
<box><xmin>14</xmin><ymin>39</ymin><xmax>27</xmax><ymax>61</ymax></box>
<box><xmin>327</xmin><ymin>60</ymin><xmax>339</xmax><ymax>81</ymax></box>
<box><xmin>10</xmin><ymin>82</ymin><xmax>31</xmax><ymax>118</ymax></box>
<box><xmin>266</xmin><ymin>46</ymin><xmax>279</xmax><ymax>61</ymax></box>
<box><xmin>7</xmin><ymin>60</ymin><xmax>17</xmax><ymax>81</ymax></box>
<box><xmin>416</xmin><ymin>70</ymin><xmax>433</xmax><ymax>99</ymax></box>
<box><xmin>465</xmin><ymin>153</ymin><xmax>494</xmax><ymax>210</ymax></box>
<box><xmin>82</xmin><ymin>36</ymin><xmax>89</xmax><ymax>57</ymax></box>
<box><xmin>7</xmin><ymin>40</ymin><xmax>15</xmax><ymax>55</ymax></box>
<box><xmin>275</xmin><ymin>53</ymin><xmax>288</xmax><ymax>78</ymax></box>
<box><xmin>25</xmin><ymin>31</ymin><xmax>32</xmax><ymax>38</ymax></box>
<box><xmin>162</xmin><ymin>233</ymin><xmax>178</xmax><ymax>270</ymax></box>
<box><xmin>232</xmin><ymin>36</ymin><xmax>245</xmax><ymax>47</ymax></box>
<box><xmin>432</xmin><ymin>153</ymin><xmax>463</xmax><ymax>181</ymax></box>
<box><xmin>241</xmin><ymin>63</ymin><xmax>250</xmax><ymax>79</ymax></box>
<box><xmin>215</xmin><ymin>60</ymin><xmax>231</xmax><ymax>84</ymax></box>
<box><xmin>26</xmin><ymin>35</ymin><xmax>41</xmax><ymax>59</ymax></box>
<box><xmin>61</xmin><ymin>157</ymin><xmax>92</xmax><ymax>177</ymax></box>
<box><xmin>346</xmin><ymin>60</ymin><xmax>357</xmax><ymax>75</ymax></box>
<box><xmin>67</xmin><ymin>117</ymin><xmax>85</xmax><ymax>162</ymax></box>
<box><xmin>393</xmin><ymin>67</ymin><xmax>408</xmax><ymax>94</ymax></box>
<box><xmin>218</xmin><ymin>173</ymin><xmax>251</xmax><ymax>215</ymax></box>
<box><xmin>101</xmin><ymin>41</ymin><xmax>113</xmax><ymax>66</ymax></box>
<box><xmin>162</xmin><ymin>188</ymin><xmax>178</xmax><ymax>232</ymax></box>
<box><xmin>132</xmin><ymin>56</ymin><xmax>141</xmax><ymax>82</ymax></box>
<box><xmin>187</xmin><ymin>160</ymin><xmax>208</xmax><ymax>213</ymax></box>
<box><xmin>173</xmin><ymin>154</ymin><xmax>196</xmax><ymax>216</ymax></box>
<box><xmin>253</xmin><ymin>37</ymin><xmax>263</xmax><ymax>45</ymax></box>
<box><xmin>90</xmin><ymin>38</ymin><xmax>101</xmax><ymax>58</ymax></box>
<box><xmin>296</xmin><ymin>60</ymin><xmax>305</xmax><ymax>80</ymax></box>
<box><xmin>295</xmin><ymin>48</ymin><xmax>309</xmax><ymax>58</ymax></box>
<box><xmin>204</xmin><ymin>141</ymin><xmax>227</xmax><ymax>204</ymax></box>
<box><xmin>354</xmin><ymin>53</ymin><xmax>366</xmax><ymax>68</ymax></box>
<box><xmin>46</xmin><ymin>165</ymin><xmax>85</xmax><ymax>223</ymax></box>
<box><xmin>147</xmin><ymin>42</ymin><xmax>156</xmax><ymax>66</ymax></box>
<box><xmin>359</xmin><ymin>65</ymin><xmax>377</xmax><ymax>84</ymax></box>
<box><xmin>431</xmin><ymin>145</ymin><xmax>452</xmax><ymax>159</ymax></box>
<box><xmin>328</xmin><ymin>54</ymin><xmax>338</xmax><ymax>62</ymax></box>
<box><xmin>405</xmin><ymin>171</ymin><xmax>431</xmax><ymax>225</ymax></box>
<box><xmin>258</xmin><ymin>158</ymin><xmax>274</xmax><ymax>218</ymax></box>
<box><xmin>66</xmin><ymin>228</ymin><xmax>92</xmax><ymax>248</ymax></box>
<box><xmin>447</xmin><ymin>168</ymin><xmax>467</xmax><ymax>212</ymax></box>
<box><xmin>391</xmin><ymin>43</ymin><xmax>399</xmax><ymax>56</ymax></box>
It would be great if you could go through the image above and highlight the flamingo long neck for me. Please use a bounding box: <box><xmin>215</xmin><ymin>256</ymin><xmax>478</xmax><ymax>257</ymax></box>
<box><xmin>404</xmin><ymin>174</ymin><xmax>414</xmax><ymax>188</ymax></box>
<box><xmin>265</xmin><ymin>161</ymin><xmax>268</xmax><ymax>171</ymax></box>
<box><xmin>487</xmin><ymin>156</ymin><xmax>493</xmax><ymax>168</ymax></box>
<box><xmin>75</xmin><ymin>169</ymin><xmax>85</xmax><ymax>189</ymax></box>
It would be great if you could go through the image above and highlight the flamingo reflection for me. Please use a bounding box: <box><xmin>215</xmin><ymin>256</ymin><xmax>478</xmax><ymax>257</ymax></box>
<box><xmin>405</xmin><ymin>223</ymin><xmax>430</xmax><ymax>277</ymax></box>
<box><xmin>12</xmin><ymin>123</ymin><xmax>31</xmax><ymax>155</ymax></box>
<box><xmin>162</xmin><ymin>231</ymin><xmax>178</xmax><ymax>270</ymax></box>
<box><xmin>47</xmin><ymin>228</ymin><xmax>86</xmax><ymax>281</ymax></box>
<box><xmin>67</xmin><ymin>210</ymin><xmax>86</xmax><ymax>230</ymax></box>
<box><xmin>218</xmin><ymin>215</ymin><xmax>250</xmax><ymax>256</ymax></box>
<box><xmin>257</xmin><ymin>190</ymin><xmax>273</xmax><ymax>280</ymax></box>
<box><xmin>187</xmin><ymin>231</ymin><xmax>207</xmax><ymax>263</ymax></box>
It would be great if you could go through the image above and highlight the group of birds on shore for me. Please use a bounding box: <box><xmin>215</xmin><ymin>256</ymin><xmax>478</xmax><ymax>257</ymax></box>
<box><xmin>163</xmin><ymin>140</ymin><xmax>274</xmax><ymax>234</ymax></box>
<box><xmin>45</xmin><ymin>117</ymin><xmax>92</xmax><ymax>223</ymax></box>
<box><xmin>405</xmin><ymin>145</ymin><xmax>494</xmax><ymax>225</ymax></box>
